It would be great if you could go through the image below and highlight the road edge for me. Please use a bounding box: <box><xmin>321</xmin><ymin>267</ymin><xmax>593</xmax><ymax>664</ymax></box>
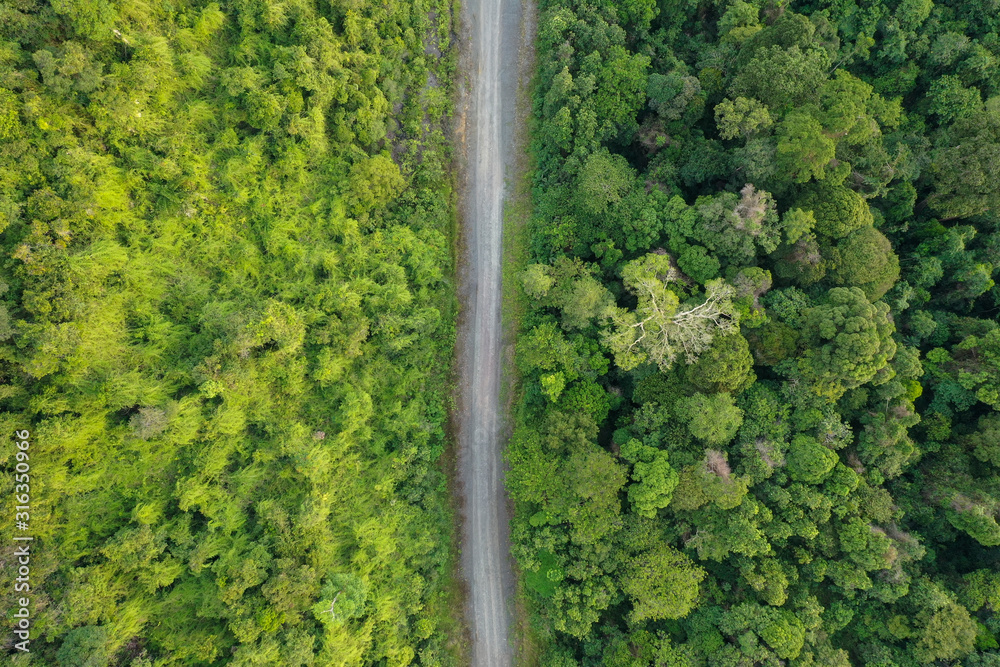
<box><xmin>499</xmin><ymin>0</ymin><xmax>539</xmax><ymax>663</ymax></box>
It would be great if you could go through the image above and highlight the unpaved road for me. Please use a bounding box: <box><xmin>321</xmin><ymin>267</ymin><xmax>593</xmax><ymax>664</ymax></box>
<box><xmin>455</xmin><ymin>0</ymin><xmax>530</xmax><ymax>664</ymax></box>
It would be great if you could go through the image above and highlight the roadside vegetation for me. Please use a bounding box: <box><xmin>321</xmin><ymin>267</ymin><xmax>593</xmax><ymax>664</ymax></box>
<box><xmin>0</xmin><ymin>0</ymin><xmax>462</xmax><ymax>664</ymax></box>
<box><xmin>512</xmin><ymin>0</ymin><xmax>1000</xmax><ymax>664</ymax></box>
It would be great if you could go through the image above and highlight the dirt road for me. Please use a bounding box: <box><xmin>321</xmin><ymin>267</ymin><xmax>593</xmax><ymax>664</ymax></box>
<box><xmin>455</xmin><ymin>0</ymin><xmax>531</xmax><ymax>664</ymax></box>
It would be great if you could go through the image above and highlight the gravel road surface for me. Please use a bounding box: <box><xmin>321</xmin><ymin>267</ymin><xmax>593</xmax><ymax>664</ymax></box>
<box><xmin>455</xmin><ymin>0</ymin><xmax>530</xmax><ymax>664</ymax></box>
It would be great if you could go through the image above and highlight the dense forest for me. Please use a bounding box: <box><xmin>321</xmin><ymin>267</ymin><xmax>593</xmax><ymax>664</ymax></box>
<box><xmin>511</xmin><ymin>0</ymin><xmax>1000</xmax><ymax>664</ymax></box>
<box><xmin>0</xmin><ymin>0</ymin><xmax>462</xmax><ymax>664</ymax></box>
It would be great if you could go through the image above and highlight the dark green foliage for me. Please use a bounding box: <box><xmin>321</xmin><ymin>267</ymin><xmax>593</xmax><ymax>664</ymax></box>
<box><xmin>514</xmin><ymin>0</ymin><xmax>1000</xmax><ymax>664</ymax></box>
<box><xmin>685</xmin><ymin>332</ymin><xmax>755</xmax><ymax>393</ymax></box>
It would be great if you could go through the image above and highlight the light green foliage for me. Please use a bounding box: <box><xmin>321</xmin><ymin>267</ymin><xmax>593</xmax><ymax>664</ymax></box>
<box><xmin>718</xmin><ymin>1</ymin><xmax>761</xmax><ymax>43</ymax></box>
<box><xmin>0</xmin><ymin>88</ymin><xmax>18</xmax><ymax>141</ymax></box>
<box><xmin>776</xmin><ymin>108</ymin><xmax>836</xmax><ymax>184</ymax></box>
<box><xmin>621</xmin><ymin>439</ymin><xmax>679</xmax><ymax>517</ymax></box>
<box><xmin>947</xmin><ymin>503</ymin><xmax>1000</xmax><ymax>547</ymax></box>
<box><xmin>909</xmin><ymin>580</ymin><xmax>978</xmax><ymax>663</ymax></box>
<box><xmin>560</xmin><ymin>274</ymin><xmax>616</xmax><ymax>329</ymax></box>
<box><xmin>715</xmin><ymin>96</ymin><xmax>773</xmax><ymax>140</ymax></box>
<box><xmin>787</xmin><ymin>435</ymin><xmax>838</xmax><ymax>483</ymax></box>
<box><xmin>0</xmin><ymin>0</ymin><xmax>461</xmax><ymax>662</ymax></box>
<box><xmin>561</xmin><ymin>446</ymin><xmax>627</xmax><ymax>544</ymax></box>
<box><xmin>312</xmin><ymin>574</ymin><xmax>367</xmax><ymax>625</ymax></box>
<box><xmin>622</xmin><ymin>543</ymin><xmax>706</xmax><ymax>622</ymax></box>
<box><xmin>782</xmin><ymin>208</ymin><xmax>815</xmax><ymax>244</ymax></box>
<box><xmin>541</xmin><ymin>372</ymin><xmax>567</xmax><ymax>401</ymax></box>
<box><xmin>603</xmin><ymin>254</ymin><xmax>739</xmax><ymax>370</ymax></box>
<box><xmin>759</xmin><ymin>611</ymin><xmax>807</xmax><ymax>660</ymax></box>
<box><xmin>523</xmin><ymin>263</ymin><xmax>555</xmax><ymax>298</ymax></box>
<box><xmin>576</xmin><ymin>148</ymin><xmax>635</xmax><ymax>216</ymax></box>
<box><xmin>346</xmin><ymin>154</ymin><xmax>406</xmax><ymax>218</ymax></box>
<box><xmin>517</xmin><ymin>321</ymin><xmax>577</xmax><ymax>374</ymax></box>
<box><xmin>676</xmin><ymin>392</ymin><xmax>744</xmax><ymax>444</ymax></box>
<box><xmin>817</xmin><ymin>70</ymin><xmax>882</xmax><ymax>145</ymax></box>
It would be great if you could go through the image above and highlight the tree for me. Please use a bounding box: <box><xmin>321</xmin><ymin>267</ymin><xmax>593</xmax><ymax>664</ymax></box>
<box><xmin>522</xmin><ymin>263</ymin><xmax>555</xmax><ymax>298</ymax></box>
<box><xmin>672</xmin><ymin>449</ymin><xmax>750</xmax><ymax>511</ymax></box>
<box><xmin>963</xmin><ymin>413</ymin><xmax>1000</xmax><ymax>467</ymax></box>
<box><xmin>57</xmin><ymin>626</ymin><xmax>110</xmax><ymax>667</ymax></box>
<box><xmin>675</xmin><ymin>392</ymin><xmax>744</xmax><ymax>445</ymax></box>
<box><xmin>787</xmin><ymin>434</ymin><xmax>838</xmax><ymax>483</ymax></box>
<box><xmin>914</xmin><ymin>602</ymin><xmax>976</xmax><ymax>662</ymax></box>
<box><xmin>561</xmin><ymin>445</ymin><xmax>627</xmax><ymax>545</ymax></box>
<box><xmin>909</xmin><ymin>580</ymin><xmax>978</xmax><ymax>663</ymax></box>
<box><xmin>729</xmin><ymin>46</ymin><xmax>829</xmax><ymax>112</ymax></box>
<box><xmin>622</xmin><ymin>543</ymin><xmax>706</xmax><ymax>623</ymax></box>
<box><xmin>560</xmin><ymin>274</ymin><xmax>616</xmax><ymax>329</ymax></box>
<box><xmin>794</xmin><ymin>182</ymin><xmax>874</xmax><ymax>239</ymax></box>
<box><xmin>345</xmin><ymin>154</ymin><xmax>406</xmax><ymax>217</ymax></box>
<box><xmin>717</xmin><ymin>1</ymin><xmax>761</xmax><ymax>43</ymax></box>
<box><xmin>715</xmin><ymin>96</ymin><xmax>773</xmax><ymax>140</ymax></box>
<box><xmin>0</xmin><ymin>88</ymin><xmax>20</xmax><ymax>141</ymax></box>
<box><xmin>621</xmin><ymin>439</ymin><xmax>679</xmax><ymax>517</ymax></box>
<box><xmin>588</xmin><ymin>45</ymin><xmax>651</xmax><ymax>140</ymax></box>
<box><xmin>692</xmin><ymin>185</ymin><xmax>783</xmax><ymax>264</ymax></box>
<box><xmin>648</xmin><ymin>72</ymin><xmax>704</xmax><ymax>125</ymax></box>
<box><xmin>928</xmin><ymin>75</ymin><xmax>982</xmax><ymax>123</ymax></box>
<box><xmin>933</xmin><ymin>329</ymin><xmax>1000</xmax><ymax>409</ymax></box>
<box><xmin>516</xmin><ymin>321</ymin><xmax>577</xmax><ymax>374</ymax></box>
<box><xmin>677</xmin><ymin>244</ymin><xmax>721</xmax><ymax>283</ymax></box>
<box><xmin>828</xmin><ymin>225</ymin><xmax>900</xmax><ymax>300</ymax></box>
<box><xmin>929</xmin><ymin>101</ymin><xmax>1000</xmax><ymax>218</ymax></box>
<box><xmin>795</xmin><ymin>287</ymin><xmax>897</xmax><ymax>400</ymax></box>
<box><xmin>685</xmin><ymin>332</ymin><xmax>756</xmax><ymax>393</ymax></box>
<box><xmin>782</xmin><ymin>208</ymin><xmax>815</xmax><ymax>244</ymax></box>
<box><xmin>759</xmin><ymin>610</ymin><xmax>807</xmax><ymax>660</ymax></box>
<box><xmin>603</xmin><ymin>254</ymin><xmax>739</xmax><ymax>370</ymax></box>
<box><xmin>776</xmin><ymin>108</ymin><xmax>837</xmax><ymax>184</ymax></box>
<box><xmin>718</xmin><ymin>603</ymin><xmax>806</xmax><ymax>660</ymax></box>
<box><xmin>816</xmin><ymin>70</ymin><xmax>882</xmax><ymax>146</ymax></box>
<box><xmin>576</xmin><ymin>148</ymin><xmax>635</xmax><ymax>216</ymax></box>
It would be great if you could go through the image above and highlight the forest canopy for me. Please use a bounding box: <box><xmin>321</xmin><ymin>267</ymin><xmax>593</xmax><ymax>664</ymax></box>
<box><xmin>512</xmin><ymin>0</ymin><xmax>1000</xmax><ymax>665</ymax></box>
<box><xmin>0</xmin><ymin>0</ymin><xmax>462</xmax><ymax>665</ymax></box>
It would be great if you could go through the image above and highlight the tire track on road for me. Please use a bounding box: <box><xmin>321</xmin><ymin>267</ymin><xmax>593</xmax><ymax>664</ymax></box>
<box><xmin>456</xmin><ymin>0</ymin><xmax>529</xmax><ymax>663</ymax></box>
